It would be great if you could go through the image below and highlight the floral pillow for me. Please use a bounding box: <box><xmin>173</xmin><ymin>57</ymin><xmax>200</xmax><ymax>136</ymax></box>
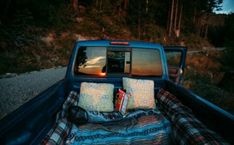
<box><xmin>123</xmin><ymin>77</ymin><xmax>156</xmax><ymax>109</ymax></box>
<box><xmin>78</xmin><ymin>82</ymin><xmax>114</xmax><ymax>112</ymax></box>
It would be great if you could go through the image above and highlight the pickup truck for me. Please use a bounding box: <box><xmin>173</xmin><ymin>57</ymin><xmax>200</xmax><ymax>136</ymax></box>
<box><xmin>0</xmin><ymin>40</ymin><xmax>233</xmax><ymax>145</ymax></box>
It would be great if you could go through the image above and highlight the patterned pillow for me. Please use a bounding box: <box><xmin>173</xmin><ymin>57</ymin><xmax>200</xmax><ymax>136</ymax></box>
<box><xmin>123</xmin><ymin>77</ymin><xmax>156</xmax><ymax>109</ymax></box>
<box><xmin>78</xmin><ymin>82</ymin><xmax>114</xmax><ymax>112</ymax></box>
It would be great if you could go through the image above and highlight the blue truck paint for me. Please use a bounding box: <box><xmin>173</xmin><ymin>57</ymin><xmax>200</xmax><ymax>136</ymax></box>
<box><xmin>0</xmin><ymin>40</ymin><xmax>233</xmax><ymax>145</ymax></box>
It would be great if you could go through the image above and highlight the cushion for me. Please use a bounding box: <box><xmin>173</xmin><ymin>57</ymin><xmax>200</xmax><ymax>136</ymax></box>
<box><xmin>123</xmin><ymin>77</ymin><xmax>156</xmax><ymax>109</ymax></box>
<box><xmin>78</xmin><ymin>82</ymin><xmax>114</xmax><ymax>112</ymax></box>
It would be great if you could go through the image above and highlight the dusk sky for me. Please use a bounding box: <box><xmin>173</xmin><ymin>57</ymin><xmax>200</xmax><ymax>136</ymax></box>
<box><xmin>216</xmin><ymin>0</ymin><xmax>234</xmax><ymax>14</ymax></box>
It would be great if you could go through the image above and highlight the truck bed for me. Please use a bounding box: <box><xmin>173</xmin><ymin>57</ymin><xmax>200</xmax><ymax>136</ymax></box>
<box><xmin>0</xmin><ymin>78</ymin><xmax>233</xmax><ymax>145</ymax></box>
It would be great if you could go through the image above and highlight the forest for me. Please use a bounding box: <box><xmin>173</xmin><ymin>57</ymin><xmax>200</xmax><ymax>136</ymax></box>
<box><xmin>0</xmin><ymin>0</ymin><xmax>231</xmax><ymax>43</ymax></box>
<box><xmin>0</xmin><ymin>0</ymin><xmax>233</xmax><ymax>113</ymax></box>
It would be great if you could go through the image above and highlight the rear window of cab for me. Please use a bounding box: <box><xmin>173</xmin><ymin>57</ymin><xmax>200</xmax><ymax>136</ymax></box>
<box><xmin>74</xmin><ymin>46</ymin><xmax>163</xmax><ymax>77</ymax></box>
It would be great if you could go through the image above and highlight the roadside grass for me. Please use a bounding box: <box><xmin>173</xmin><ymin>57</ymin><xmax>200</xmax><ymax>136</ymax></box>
<box><xmin>183</xmin><ymin>52</ymin><xmax>234</xmax><ymax>114</ymax></box>
<box><xmin>184</xmin><ymin>34</ymin><xmax>212</xmax><ymax>50</ymax></box>
<box><xmin>0</xmin><ymin>53</ymin><xmax>40</xmax><ymax>75</ymax></box>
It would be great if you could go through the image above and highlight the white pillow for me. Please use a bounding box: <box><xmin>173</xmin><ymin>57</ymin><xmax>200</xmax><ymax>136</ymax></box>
<box><xmin>123</xmin><ymin>77</ymin><xmax>156</xmax><ymax>109</ymax></box>
<box><xmin>78</xmin><ymin>82</ymin><xmax>114</xmax><ymax>112</ymax></box>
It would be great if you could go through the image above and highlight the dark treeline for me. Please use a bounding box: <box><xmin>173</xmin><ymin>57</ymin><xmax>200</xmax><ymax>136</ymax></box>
<box><xmin>0</xmin><ymin>0</ymin><xmax>233</xmax><ymax>59</ymax></box>
<box><xmin>0</xmin><ymin>0</ymin><xmax>224</xmax><ymax>38</ymax></box>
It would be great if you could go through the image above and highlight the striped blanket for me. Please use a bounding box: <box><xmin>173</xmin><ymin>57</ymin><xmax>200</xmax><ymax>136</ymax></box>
<box><xmin>65</xmin><ymin>109</ymin><xmax>172</xmax><ymax>145</ymax></box>
<box><xmin>42</xmin><ymin>91</ymin><xmax>172</xmax><ymax>145</ymax></box>
<box><xmin>42</xmin><ymin>89</ymin><xmax>229</xmax><ymax>145</ymax></box>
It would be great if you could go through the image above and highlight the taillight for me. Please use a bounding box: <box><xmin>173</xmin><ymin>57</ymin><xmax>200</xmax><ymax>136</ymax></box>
<box><xmin>110</xmin><ymin>41</ymin><xmax>129</xmax><ymax>45</ymax></box>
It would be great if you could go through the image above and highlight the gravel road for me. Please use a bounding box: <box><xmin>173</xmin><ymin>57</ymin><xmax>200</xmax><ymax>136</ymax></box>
<box><xmin>0</xmin><ymin>67</ymin><xmax>67</xmax><ymax>120</ymax></box>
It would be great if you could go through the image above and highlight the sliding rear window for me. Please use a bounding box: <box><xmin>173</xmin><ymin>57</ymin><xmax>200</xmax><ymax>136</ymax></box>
<box><xmin>74</xmin><ymin>46</ymin><xmax>162</xmax><ymax>76</ymax></box>
<box><xmin>75</xmin><ymin>46</ymin><xmax>106</xmax><ymax>76</ymax></box>
<box><xmin>132</xmin><ymin>48</ymin><xmax>162</xmax><ymax>76</ymax></box>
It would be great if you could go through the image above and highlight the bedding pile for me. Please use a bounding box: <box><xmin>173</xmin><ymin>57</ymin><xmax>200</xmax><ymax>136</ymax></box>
<box><xmin>42</xmin><ymin>78</ymin><xmax>229</xmax><ymax>145</ymax></box>
<box><xmin>42</xmin><ymin>90</ymin><xmax>172</xmax><ymax>145</ymax></box>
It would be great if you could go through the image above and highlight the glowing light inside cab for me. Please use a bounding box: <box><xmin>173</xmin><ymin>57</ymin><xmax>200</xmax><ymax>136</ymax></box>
<box><xmin>99</xmin><ymin>72</ymin><xmax>106</xmax><ymax>76</ymax></box>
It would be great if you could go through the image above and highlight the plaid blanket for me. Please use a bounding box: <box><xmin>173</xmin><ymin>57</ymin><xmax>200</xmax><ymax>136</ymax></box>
<box><xmin>156</xmin><ymin>88</ymin><xmax>230</xmax><ymax>145</ymax></box>
<box><xmin>41</xmin><ymin>91</ymin><xmax>79</xmax><ymax>145</ymax></box>
<box><xmin>65</xmin><ymin>109</ymin><xmax>172</xmax><ymax>145</ymax></box>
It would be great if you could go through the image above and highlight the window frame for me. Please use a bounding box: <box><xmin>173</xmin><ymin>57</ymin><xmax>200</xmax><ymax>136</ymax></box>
<box><xmin>74</xmin><ymin>46</ymin><xmax>163</xmax><ymax>78</ymax></box>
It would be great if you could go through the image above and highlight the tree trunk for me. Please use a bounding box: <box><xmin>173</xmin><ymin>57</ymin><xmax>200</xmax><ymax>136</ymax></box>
<box><xmin>123</xmin><ymin>0</ymin><xmax>128</xmax><ymax>10</ymax></box>
<box><xmin>146</xmin><ymin>0</ymin><xmax>149</xmax><ymax>13</ymax></box>
<box><xmin>96</xmin><ymin>0</ymin><xmax>102</xmax><ymax>12</ymax></box>
<box><xmin>174</xmin><ymin>0</ymin><xmax>179</xmax><ymax>32</ymax></box>
<box><xmin>1</xmin><ymin>0</ymin><xmax>12</xmax><ymax>21</ymax></box>
<box><xmin>177</xmin><ymin>4</ymin><xmax>183</xmax><ymax>37</ymax></box>
<box><xmin>168</xmin><ymin>0</ymin><xmax>175</xmax><ymax>37</ymax></box>
<box><xmin>137</xmin><ymin>1</ymin><xmax>142</xmax><ymax>39</ymax></box>
<box><xmin>138</xmin><ymin>15</ymin><xmax>141</xmax><ymax>39</ymax></box>
<box><xmin>99</xmin><ymin>0</ymin><xmax>103</xmax><ymax>11</ymax></box>
<box><xmin>72</xmin><ymin>0</ymin><xmax>78</xmax><ymax>11</ymax></box>
<box><xmin>204</xmin><ymin>24</ymin><xmax>208</xmax><ymax>39</ymax></box>
<box><xmin>166</xmin><ymin>1</ymin><xmax>171</xmax><ymax>36</ymax></box>
<box><xmin>96</xmin><ymin>0</ymin><xmax>99</xmax><ymax>8</ymax></box>
<box><xmin>193</xmin><ymin>1</ymin><xmax>197</xmax><ymax>24</ymax></box>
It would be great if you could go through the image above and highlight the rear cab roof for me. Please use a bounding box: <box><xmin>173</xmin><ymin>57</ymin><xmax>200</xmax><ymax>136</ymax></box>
<box><xmin>76</xmin><ymin>40</ymin><xmax>163</xmax><ymax>49</ymax></box>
